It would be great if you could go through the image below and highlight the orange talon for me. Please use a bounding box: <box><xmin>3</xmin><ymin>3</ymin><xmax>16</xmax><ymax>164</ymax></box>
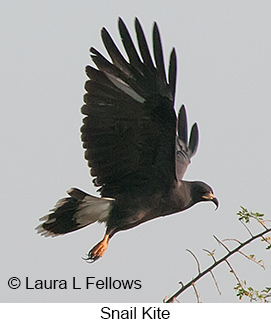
<box><xmin>86</xmin><ymin>234</ymin><xmax>109</xmax><ymax>262</ymax></box>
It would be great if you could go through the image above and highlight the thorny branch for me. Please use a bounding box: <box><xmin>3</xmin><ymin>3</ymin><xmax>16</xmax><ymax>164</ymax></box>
<box><xmin>165</xmin><ymin>207</ymin><xmax>271</xmax><ymax>303</ymax></box>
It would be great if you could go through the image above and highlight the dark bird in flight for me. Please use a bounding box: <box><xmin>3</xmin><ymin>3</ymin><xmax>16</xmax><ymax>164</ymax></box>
<box><xmin>36</xmin><ymin>18</ymin><xmax>218</xmax><ymax>262</ymax></box>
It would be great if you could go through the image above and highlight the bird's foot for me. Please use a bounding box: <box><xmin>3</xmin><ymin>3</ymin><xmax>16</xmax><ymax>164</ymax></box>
<box><xmin>83</xmin><ymin>234</ymin><xmax>109</xmax><ymax>263</ymax></box>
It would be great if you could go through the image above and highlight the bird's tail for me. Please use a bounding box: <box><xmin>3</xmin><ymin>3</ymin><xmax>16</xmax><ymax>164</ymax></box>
<box><xmin>36</xmin><ymin>188</ymin><xmax>114</xmax><ymax>237</ymax></box>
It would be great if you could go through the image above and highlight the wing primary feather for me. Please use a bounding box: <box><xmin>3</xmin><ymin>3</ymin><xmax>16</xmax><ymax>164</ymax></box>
<box><xmin>101</xmin><ymin>27</ymin><xmax>129</xmax><ymax>73</ymax></box>
<box><xmin>118</xmin><ymin>17</ymin><xmax>142</xmax><ymax>68</ymax></box>
<box><xmin>85</xmin><ymin>65</ymin><xmax>116</xmax><ymax>88</ymax></box>
<box><xmin>153</xmin><ymin>22</ymin><xmax>167</xmax><ymax>84</ymax></box>
<box><xmin>90</xmin><ymin>47</ymin><xmax>115</xmax><ymax>72</ymax></box>
<box><xmin>135</xmin><ymin>18</ymin><xmax>155</xmax><ymax>69</ymax></box>
<box><xmin>178</xmin><ymin>105</ymin><xmax>188</xmax><ymax>146</ymax></box>
<box><xmin>90</xmin><ymin>47</ymin><xmax>128</xmax><ymax>83</ymax></box>
<box><xmin>189</xmin><ymin>123</ymin><xmax>199</xmax><ymax>157</ymax></box>
<box><xmin>168</xmin><ymin>48</ymin><xmax>177</xmax><ymax>101</ymax></box>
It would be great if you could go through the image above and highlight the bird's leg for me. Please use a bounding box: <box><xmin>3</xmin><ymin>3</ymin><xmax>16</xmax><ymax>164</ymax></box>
<box><xmin>84</xmin><ymin>233</ymin><xmax>110</xmax><ymax>263</ymax></box>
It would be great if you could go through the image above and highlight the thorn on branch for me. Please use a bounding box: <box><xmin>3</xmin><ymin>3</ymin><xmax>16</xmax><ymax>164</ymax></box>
<box><xmin>178</xmin><ymin>281</ymin><xmax>184</xmax><ymax>288</ymax></box>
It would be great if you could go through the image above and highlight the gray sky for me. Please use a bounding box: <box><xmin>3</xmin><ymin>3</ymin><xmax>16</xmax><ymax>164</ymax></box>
<box><xmin>1</xmin><ymin>0</ymin><xmax>270</xmax><ymax>303</ymax></box>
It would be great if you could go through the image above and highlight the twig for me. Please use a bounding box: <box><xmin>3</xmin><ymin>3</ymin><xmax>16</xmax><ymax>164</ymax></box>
<box><xmin>223</xmin><ymin>239</ymin><xmax>265</xmax><ymax>269</ymax></box>
<box><xmin>213</xmin><ymin>235</ymin><xmax>230</xmax><ymax>252</ymax></box>
<box><xmin>225</xmin><ymin>259</ymin><xmax>242</xmax><ymax>287</ymax></box>
<box><xmin>261</xmin><ymin>236</ymin><xmax>271</xmax><ymax>249</ymax></box>
<box><xmin>240</xmin><ymin>221</ymin><xmax>254</xmax><ymax>237</ymax></box>
<box><xmin>203</xmin><ymin>249</ymin><xmax>221</xmax><ymax>295</ymax></box>
<box><xmin>209</xmin><ymin>270</ymin><xmax>221</xmax><ymax>295</ymax></box>
<box><xmin>186</xmin><ymin>249</ymin><xmax>201</xmax><ymax>274</ymax></box>
<box><xmin>191</xmin><ymin>282</ymin><xmax>200</xmax><ymax>303</ymax></box>
<box><xmin>222</xmin><ymin>238</ymin><xmax>242</xmax><ymax>244</ymax></box>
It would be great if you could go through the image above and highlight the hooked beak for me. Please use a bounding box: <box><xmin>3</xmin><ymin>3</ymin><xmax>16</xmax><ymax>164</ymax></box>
<box><xmin>202</xmin><ymin>192</ymin><xmax>219</xmax><ymax>210</ymax></box>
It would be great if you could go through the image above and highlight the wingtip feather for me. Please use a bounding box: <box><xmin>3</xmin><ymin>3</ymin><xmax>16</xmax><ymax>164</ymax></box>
<box><xmin>168</xmin><ymin>48</ymin><xmax>177</xmax><ymax>100</ymax></box>
<box><xmin>189</xmin><ymin>123</ymin><xmax>199</xmax><ymax>157</ymax></box>
<box><xmin>152</xmin><ymin>21</ymin><xmax>166</xmax><ymax>83</ymax></box>
<box><xmin>178</xmin><ymin>105</ymin><xmax>188</xmax><ymax>146</ymax></box>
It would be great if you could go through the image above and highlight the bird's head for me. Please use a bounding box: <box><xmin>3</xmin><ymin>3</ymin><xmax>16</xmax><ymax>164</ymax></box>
<box><xmin>189</xmin><ymin>181</ymin><xmax>219</xmax><ymax>210</ymax></box>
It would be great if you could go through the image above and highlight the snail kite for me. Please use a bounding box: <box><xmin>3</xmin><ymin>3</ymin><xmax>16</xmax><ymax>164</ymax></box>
<box><xmin>36</xmin><ymin>18</ymin><xmax>218</xmax><ymax>262</ymax></box>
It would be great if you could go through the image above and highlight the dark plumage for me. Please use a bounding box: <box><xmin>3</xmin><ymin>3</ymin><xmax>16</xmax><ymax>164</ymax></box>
<box><xmin>36</xmin><ymin>18</ymin><xmax>218</xmax><ymax>262</ymax></box>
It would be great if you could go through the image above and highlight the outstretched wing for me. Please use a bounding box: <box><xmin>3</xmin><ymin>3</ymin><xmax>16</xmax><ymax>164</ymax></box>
<box><xmin>176</xmin><ymin>105</ymin><xmax>199</xmax><ymax>180</ymax></box>
<box><xmin>81</xmin><ymin>18</ymin><xmax>177</xmax><ymax>197</ymax></box>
